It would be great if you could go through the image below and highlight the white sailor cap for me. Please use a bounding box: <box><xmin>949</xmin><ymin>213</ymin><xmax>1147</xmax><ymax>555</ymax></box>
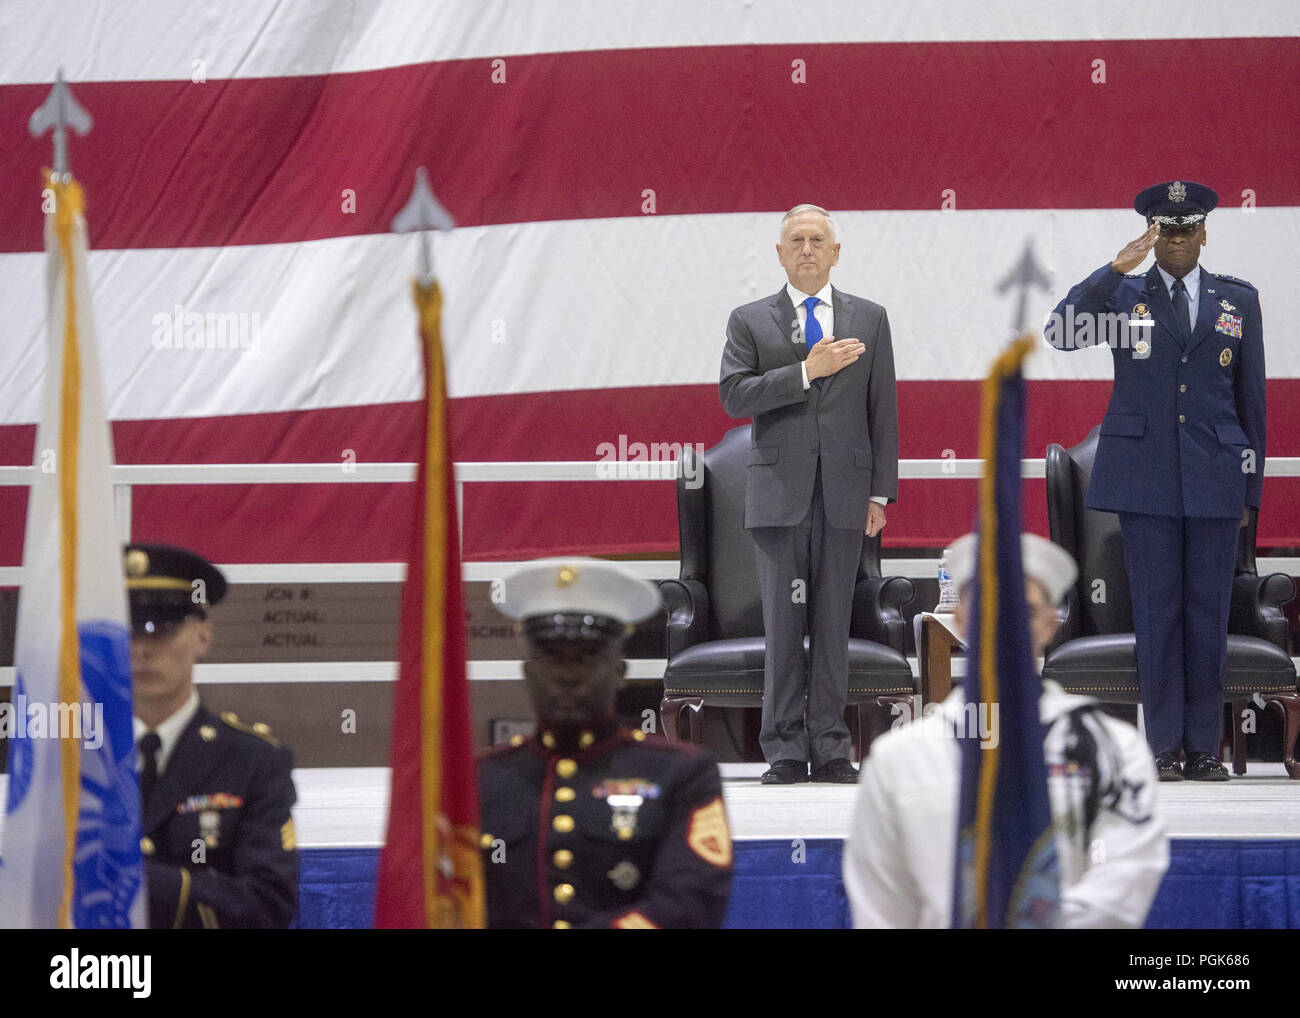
<box><xmin>497</xmin><ymin>557</ymin><xmax>663</xmax><ymax>645</ymax></box>
<box><xmin>944</xmin><ymin>533</ymin><xmax>1078</xmax><ymax>606</ymax></box>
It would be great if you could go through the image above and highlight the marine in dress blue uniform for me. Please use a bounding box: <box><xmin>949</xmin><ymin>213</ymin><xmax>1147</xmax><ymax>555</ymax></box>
<box><xmin>126</xmin><ymin>543</ymin><xmax>298</xmax><ymax>928</ymax></box>
<box><xmin>1047</xmin><ymin>181</ymin><xmax>1266</xmax><ymax>781</ymax></box>
<box><xmin>477</xmin><ymin>558</ymin><xmax>734</xmax><ymax>928</ymax></box>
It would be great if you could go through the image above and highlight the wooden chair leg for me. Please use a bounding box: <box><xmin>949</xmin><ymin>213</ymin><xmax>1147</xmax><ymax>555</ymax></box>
<box><xmin>1230</xmin><ymin>698</ymin><xmax>1249</xmax><ymax>776</ymax></box>
<box><xmin>659</xmin><ymin>696</ymin><xmax>703</xmax><ymax>744</ymax></box>
<box><xmin>687</xmin><ymin>700</ymin><xmax>704</xmax><ymax>746</ymax></box>
<box><xmin>1263</xmin><ymin>693</ymin><xmax>1300</xmax><ymax>780</ymax></box>
<box><xmin>843</xmin><ymin>705</ymin><xmax>863</xmax><ymax>763</ymax></box>
<box><xmin>865</xmin><ymin>696</ymin><xmax>913</xmax><ymax>760</ymax></box>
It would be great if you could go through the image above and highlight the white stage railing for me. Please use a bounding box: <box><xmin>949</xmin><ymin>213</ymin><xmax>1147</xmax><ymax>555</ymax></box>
<box><xmin>0</xmin><ymin>456</ymin><xmax>1297</xmax><ymax>588</ymax></box>
<box><xmin>1</xmin><ymin>458</ymin><xmax>1296</xmax><ymax>687</ymax></box>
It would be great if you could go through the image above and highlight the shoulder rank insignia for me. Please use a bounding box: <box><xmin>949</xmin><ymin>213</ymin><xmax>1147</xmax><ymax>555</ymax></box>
<box><xmin>1214</xmin><ymin>273</ymin><xmax>1256</xmax><ymax>291</ymax></box>
<box><xmin>220</xmin><ymin>711</ymin><xmax>282</xmax><ymax>747</ymax></box>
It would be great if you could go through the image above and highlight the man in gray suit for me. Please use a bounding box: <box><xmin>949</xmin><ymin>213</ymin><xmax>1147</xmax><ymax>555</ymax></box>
<box><xmin>719</xmin><ymin>205</ymin><xmax>899</xmax><ymax>784</ymax></box>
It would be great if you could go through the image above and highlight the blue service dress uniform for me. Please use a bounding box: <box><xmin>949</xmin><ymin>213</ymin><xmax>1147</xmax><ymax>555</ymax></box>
<box><xmin>1048</xmin><ymin>262</ymin><xmax>1266</xmax><ymax>756</ymax></box>
<box><xmin>141</xmin><ymin>706</ymin><xmax>299</xmax><ymax>929</ymax></box>
<box><xmin>477</xmin><ymin>722</ymin><xmax>733</xmax><ymax>929</ymax></box>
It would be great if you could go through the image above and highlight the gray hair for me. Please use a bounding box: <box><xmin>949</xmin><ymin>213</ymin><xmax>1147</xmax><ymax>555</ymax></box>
<box><xmin>781</xmin><ymin>204</ymin><xmax>836</xmax><ymax>242</ymax></box>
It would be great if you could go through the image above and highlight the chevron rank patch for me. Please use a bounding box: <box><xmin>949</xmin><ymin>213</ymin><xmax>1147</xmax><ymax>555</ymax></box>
<box><xmin>687</xmin><ymin>796</ymin><xmax>733</xmax><ymax>867</ymax></box>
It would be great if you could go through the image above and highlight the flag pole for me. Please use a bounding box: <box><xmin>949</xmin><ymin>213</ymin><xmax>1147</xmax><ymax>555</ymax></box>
<box><xmin>393</xmin><ymin>168</ymin><xmax>461</xmax><ymax>547</ymax></box>
<box><xmin>28</xmin><ymin>71</ymin><xmax>96</xmax><ymax>929</ymax></box>
<box><xmin>29</xmin><ymin>68</ymin><xmax>93</xmax><ymax>178</ymax></box>
<box><xmin>376</xmin><ymin>169</ymin><xmax>483</xmax><ymax>928</ymax></box>
<box><xmin>392</xmin><ymin>166</ymin><xmax>456</xmax><ymax>284</ymax></box>
<box><xmin>6</xmin><ymin>74</ymin><xmax>143</xmax><ymax>930</ymax></box>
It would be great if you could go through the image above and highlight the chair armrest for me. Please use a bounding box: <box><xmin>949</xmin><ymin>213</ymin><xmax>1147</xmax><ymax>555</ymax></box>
<box><xmin>659</xmin><ymin>578</ymin><xmax>710</xmax><ymax>659</ymax></box>
<box><xmin>1045</xmin><ymin>588</ymin><xmax>1083</xmax><ymax>655</ymax></box>
<box><xmin>1230</xmin><ymin>572</ymin><xmax>1296</xmax><ymax>650</ymax></box>
<box><xmin>851</xmin><ymin>575</ymin><xmax>915</xmax><ymax>653</ymax></box>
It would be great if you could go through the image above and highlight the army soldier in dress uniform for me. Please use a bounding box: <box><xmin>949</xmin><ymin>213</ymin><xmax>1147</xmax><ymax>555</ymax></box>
<box><xmin>126</xmin><ymin>543</ymin><xmax>298</xmax><ymax>928</ymax></box>
<box><xmin>1047</xmin><ymin>181</ymin><xmax>1266</xmax><ymax>782</ymax></box>
<box><xmin>478</xmin><ymin>558</ymin><xmax>734</xmax><ymax>929</ymax></box>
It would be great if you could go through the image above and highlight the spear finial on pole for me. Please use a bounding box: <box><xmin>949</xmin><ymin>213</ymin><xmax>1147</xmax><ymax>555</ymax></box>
<box><xmin>391</xmin><ymin>167</ymin><xmax>456</xmax><ymax>284</ymax></box>
<box><xmin>996</xmin><ymin>238</ymin><xmax>1052</xmax><ymax>335</ymax></box>
<box><xmin>30</xmin><ymin>69</ymin><xmax>93</xmax><ymax>178</ymax></box>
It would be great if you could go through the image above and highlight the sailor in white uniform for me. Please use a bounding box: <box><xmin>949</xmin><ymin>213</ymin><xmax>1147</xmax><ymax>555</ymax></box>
<box><xmin>843</xmin><ymin>533</ymin><xmax>1169</xmax><ymax>928</ymax></box>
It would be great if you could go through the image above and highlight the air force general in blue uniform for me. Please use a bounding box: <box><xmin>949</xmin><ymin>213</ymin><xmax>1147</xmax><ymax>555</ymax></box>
<box><xmin>1047</xmin><ymin>181</ymin><xmax>1265</xmax><ymax>782</ymax></box>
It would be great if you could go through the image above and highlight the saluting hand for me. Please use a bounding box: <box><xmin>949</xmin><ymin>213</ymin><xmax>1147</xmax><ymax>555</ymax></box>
<box><xmin>1111</xmin><ymin>223</ymin><xmax>1161</xmax><ymax>274</ymax></box>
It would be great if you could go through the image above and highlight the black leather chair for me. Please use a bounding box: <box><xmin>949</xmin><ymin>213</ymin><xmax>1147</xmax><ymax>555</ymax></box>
<box><xmin>659</xmin><ymin>425</ymin><xmax>916</xmax><ymax>761</ymax></box>
<box><xmin>1043</xmin><ymin>425</ymin><xmax>1299</xmax><ymax>777</ymax></box>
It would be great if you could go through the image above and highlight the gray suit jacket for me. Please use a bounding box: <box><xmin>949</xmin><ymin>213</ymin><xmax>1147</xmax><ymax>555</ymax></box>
<box><xmin>719</xmin><ymin>286</ymin><xmax>899</xmax><ymax>530</ymax></box>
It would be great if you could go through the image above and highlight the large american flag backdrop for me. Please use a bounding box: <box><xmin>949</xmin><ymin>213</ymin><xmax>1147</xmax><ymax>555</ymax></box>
<box><xmin>2</xmin><ymin>1</ymin><xmax>1298</xmax><ymax>567</ymax></box>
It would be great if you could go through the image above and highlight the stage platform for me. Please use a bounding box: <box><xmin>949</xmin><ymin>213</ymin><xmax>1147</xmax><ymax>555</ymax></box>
<box><xmin>3</xmin><ymin>767</ymin><xmax>1293</xmax><ymax>928</ymax></box>
<box><xmin>289</xmin><ymin>764</ymin><xmax>1300</xmax><ymax>929</ymax></box>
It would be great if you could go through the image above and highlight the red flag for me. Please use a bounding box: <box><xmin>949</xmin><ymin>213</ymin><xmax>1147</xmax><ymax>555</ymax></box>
<box><xmin>374</xmin><ymin>279</ymin><xmax>484</xmax><ymax>928</ymax></box>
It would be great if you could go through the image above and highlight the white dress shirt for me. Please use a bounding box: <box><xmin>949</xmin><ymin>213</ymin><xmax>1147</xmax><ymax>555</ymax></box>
<box><xmin>134</xmin><ymin>687</ymin><xmax>201</xmax><ymax>778</ymax></box>
<box><xmin>786</xmin><ymin>281</ymin><xmax>887</xmax><ymax>507</ymax></box>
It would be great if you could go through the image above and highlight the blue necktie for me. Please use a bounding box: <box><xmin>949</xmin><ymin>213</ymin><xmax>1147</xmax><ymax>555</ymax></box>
<box><xmin>802</xmin><ymin>296</ymin><xmax>822</xmax><ymax>350</ymax></box>
<box><xmin>1171</xmin><ymin>278</ymin><xmax>1190</xmax><ymax>343</ymax></box>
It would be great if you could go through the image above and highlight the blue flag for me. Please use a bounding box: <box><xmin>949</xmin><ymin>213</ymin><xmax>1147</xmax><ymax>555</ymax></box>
<box><xmin>952</xmin><ymin>335</ymin><xmax>1060</xmax><ymax>929</ymax></box>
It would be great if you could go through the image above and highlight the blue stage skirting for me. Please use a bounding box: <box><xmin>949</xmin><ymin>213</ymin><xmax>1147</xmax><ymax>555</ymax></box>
<box><xmin>298</xmin><ymin>839</ymin><xmax>1300</xmax><ymax>929</ymax></box>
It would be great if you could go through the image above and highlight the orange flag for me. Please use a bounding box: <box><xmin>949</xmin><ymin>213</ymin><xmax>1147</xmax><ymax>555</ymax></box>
<box><xmin>374</xmin><ymin>279</ymin><xmax>484</xmax><ymax>928</ymax></box>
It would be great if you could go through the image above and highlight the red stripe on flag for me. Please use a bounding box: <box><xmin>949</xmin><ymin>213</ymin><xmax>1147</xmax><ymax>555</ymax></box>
<box><xmin>2</xmin><ymin>37</ymin><xmax>1298</xmax><ymax>252</ymax></box>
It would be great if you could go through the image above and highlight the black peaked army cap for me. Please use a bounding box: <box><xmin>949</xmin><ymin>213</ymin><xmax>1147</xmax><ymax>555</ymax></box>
<box><xmin>123</xmin><ymin>543</ymin><xmax>227</xmax><ymax>636</ymax></box>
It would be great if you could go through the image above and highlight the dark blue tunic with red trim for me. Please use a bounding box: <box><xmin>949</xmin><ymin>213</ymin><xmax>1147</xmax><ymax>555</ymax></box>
<box><xmin>477</xmin><ymin>723</ymin><xmax>733</xmax><ymax>929</ymax></box>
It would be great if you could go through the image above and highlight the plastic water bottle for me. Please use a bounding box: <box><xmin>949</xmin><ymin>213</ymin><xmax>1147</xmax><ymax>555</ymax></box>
<box><xmin>936</xmin><ymin>552</ymin><xmax>959</xmax><ymax>611</ymax></box>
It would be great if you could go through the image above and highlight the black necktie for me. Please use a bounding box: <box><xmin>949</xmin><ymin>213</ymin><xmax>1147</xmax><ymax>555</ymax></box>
<box><xmin>1171</xmin><ymin>278</ymin><xmax>1191</xmax><ymax>342</ymax></box>
<box><xmin>138</xmin><ymin>732</ymin><xmax>161</xmax><ymax>805</ymax></box>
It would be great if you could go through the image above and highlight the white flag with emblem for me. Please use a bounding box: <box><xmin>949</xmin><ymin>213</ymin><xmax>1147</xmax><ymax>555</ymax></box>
<box><xmin>0</xmin><ymin>172</ymin><xmax>144</xmax><ymax>928</ymax></box>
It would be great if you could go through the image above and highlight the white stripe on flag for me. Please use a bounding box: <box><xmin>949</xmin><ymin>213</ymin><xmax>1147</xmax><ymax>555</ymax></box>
<box><xmin>0</xmin><ymin>207</ymin><xmax>1296</xmax><ymax>427</ymax></box>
